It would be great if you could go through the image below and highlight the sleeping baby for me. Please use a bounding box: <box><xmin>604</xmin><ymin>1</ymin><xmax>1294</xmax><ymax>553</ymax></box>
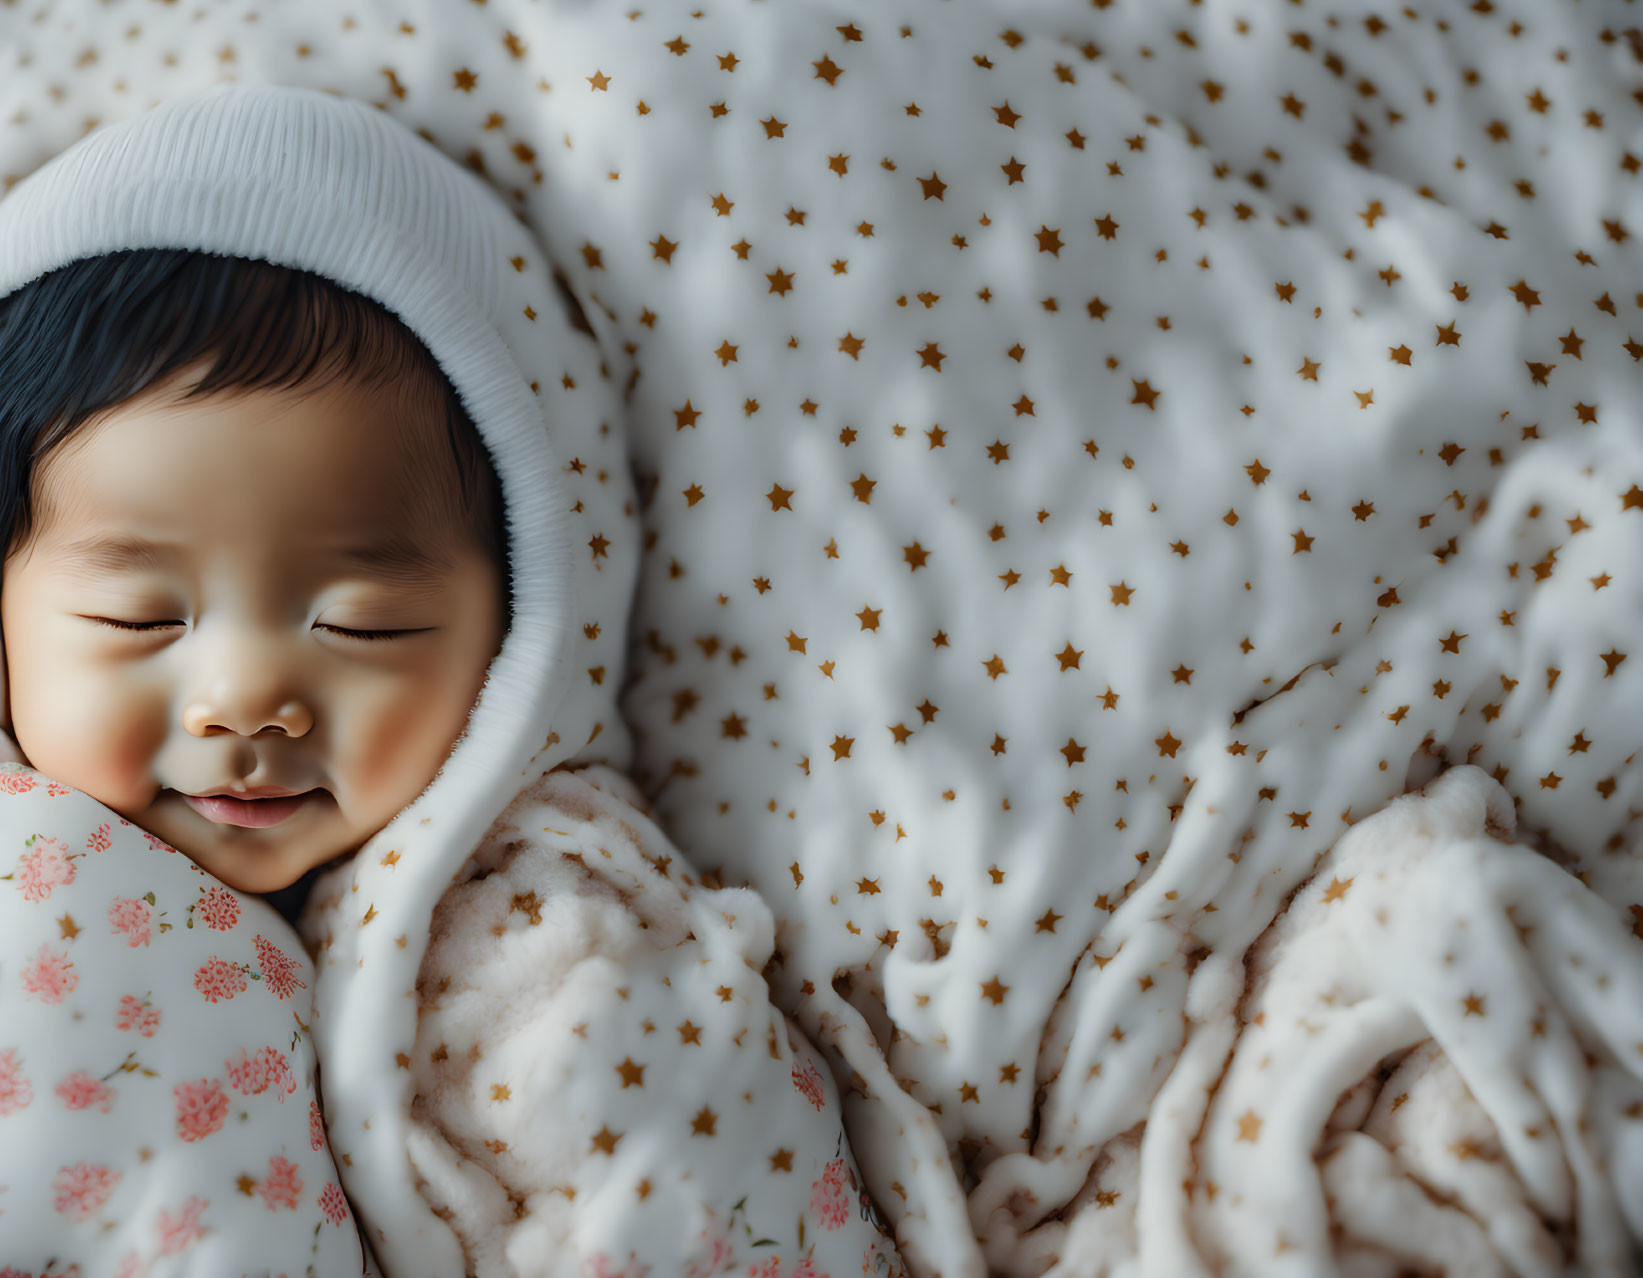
<box><xmin>0</xmin><ymin>85</ymin><xmax>902</xmax><ymax>1277</ymax></box>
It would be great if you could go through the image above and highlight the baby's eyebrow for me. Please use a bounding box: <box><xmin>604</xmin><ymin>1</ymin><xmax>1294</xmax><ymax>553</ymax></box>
<box><xmin>52</xmin><ymin>533</ymin><xmax>455</xmax><ymax>586</ymax></box>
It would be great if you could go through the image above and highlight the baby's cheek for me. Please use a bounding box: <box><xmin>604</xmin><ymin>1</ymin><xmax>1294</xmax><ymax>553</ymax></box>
<box><xmin>19</xmin><ymin>675</ymin><xmax>167</xmax><ymax>809</ymax></box>
<box><xmin>331</xmin><ymin>677</ymin><xmax>468</xmax><ymax>817</ymax></box>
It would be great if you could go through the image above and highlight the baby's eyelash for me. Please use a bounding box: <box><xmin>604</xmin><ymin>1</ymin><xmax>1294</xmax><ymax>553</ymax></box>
<box><xmin>91</xmin><ymin>618</ymin><xmax>415</xmax><ymax>641</ymax></box>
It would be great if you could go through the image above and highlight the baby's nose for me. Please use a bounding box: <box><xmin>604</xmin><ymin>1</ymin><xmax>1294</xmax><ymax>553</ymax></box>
<box><xmin>182</xmin><ymin>688</ymin><xmax>314</xmax><ymax>739</ymax></box>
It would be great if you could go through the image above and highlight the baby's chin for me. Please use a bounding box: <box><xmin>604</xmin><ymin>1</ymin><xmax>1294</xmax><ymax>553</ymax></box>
<box><xmin>147</xmin><ymin>787</ymin><xmax>352</xmax><ymax>895</ymax></box>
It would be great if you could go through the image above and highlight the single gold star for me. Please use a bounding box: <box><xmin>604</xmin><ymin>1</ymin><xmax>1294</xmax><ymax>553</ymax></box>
<box><xmin>678</xmin><ymin>1020</ymin><xmax>702</xmax><ymax>1045</ymax></box>
<box><xmin>1060</xmin><ymin>739</ymin><xmax>1086</xmax><ymax>766</ymax></box>
<box><xmin>1036</xmin><ymin>909</ymin><xmax>1062</xmax><ymax>933</ymax></box>
<box><xmin>918</xmin><ymin>172</ymin><xmax>947</xmax><ymax>200</ymax></box>
<box><xmin>1462</xmin><ymin>993</ymin><xmax>1486</xmax><ymax>1016</ymax></box>
<box><xmin>856</xmin><ymin>606</ymin><xmax>881</xmax><ymax>631</ymax></box>
<box><xmin>1094</xmin><ymin>213</ymin><xmax>1120</xmax><ymax>239</ymax></box>
<box><xmin>770</xmin><ymin>1148</ymin><xmax>794</xmax><ymax>1171</ymax></box>
<box><xmin>980</xmin><ymin>976</ymin><xmax>1010</xmax><ymax>1005</ymax></box>
<box><xmin>690</xmin><ymin>1106</ymin><xmax>718</xmax><ymax>1136</ymax></box>
<box><xmin>1034</xmin><ymin>225</ymin><xmax>1064</xmax><ymax>256</ymax></box>
<box><xmin>453</xmin><ymin>68</ymin><xmax>479</xmax><ymax>92</ymax></box>
<box><xmin>831</xmin><ymin>735</ymin><xmax>854</xmax><ymax>760</ymax></box>
<box><xmin>587</xmin><ymin>69</ymin><xmax>610</xmax><ymax>91</ymax></box>
<box><xmin>1321</xmin><ymin>876</ymin><xmax>1353</xmax><ymax>903</ymax></box>
<box><xmin>1056</xmin><ymin>643</ymin><xmax>1083</xmax><ymax>671</ymax></box>
<box><xmin>590</xmin><ymin>1125</ymin><xmax>621</xmax><ymax>1154</ymax></box>
<box><xmin>765</xmin><ymin>267</ymin><xmax>795</xmax><ymax>295</ymax></box>
<box><xmin>1236</xmin><ymin>1110</ymin><xmax>1262</xmax><ymax>1142</ymax></box>
<box><xmin>918</xmin><ymin>342</ymin><xmax>946</xmax><ymax>370</ymax></box>
<box><xmin>1298</xmin><ymin>357</ymin><xmax>1321</xmax><ymax>380</ymax></box>
<box><xmin>1110</xmin><ymin>581</ymin><xmax>1134</xmax><ymax>605</ymax></box>
<box><xmin>993</xmin><ymin>101</ymin><xmax>1022</xmax><ymax>128</ymax></box>
<box><xmin>766</xmin><ymin>483</ymin><xmax>794</xmax><ymax>511</ymax></box>
<box><xmin>57</xmin><ymin>914</ymin><xmax>79</xmax><ymax>940</ymax></box>
<box><xmin>1130</xmin><ymin>379</ymin><xmax>1160</xmax><ymax>409</ymax></box>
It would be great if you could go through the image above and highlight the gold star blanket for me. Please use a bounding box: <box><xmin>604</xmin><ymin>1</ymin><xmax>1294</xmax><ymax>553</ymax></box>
<box><xmin>3</xmin><ymin>1</ymin><xmax>1643</xmax><ymax>1274</ymax></box>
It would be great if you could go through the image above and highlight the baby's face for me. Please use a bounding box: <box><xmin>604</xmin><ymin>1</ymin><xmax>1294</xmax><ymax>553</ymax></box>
<box><xmin>0</xmin><ymin>367</ymin><xmax>507</xmax><ymax>893</ymax></box>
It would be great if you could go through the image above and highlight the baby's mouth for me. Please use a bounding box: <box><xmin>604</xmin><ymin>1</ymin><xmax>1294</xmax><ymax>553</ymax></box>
<box><xmin>182</xmin><ymin>790</ymin><xmax>320</xmax><ymax>829</ymax></box>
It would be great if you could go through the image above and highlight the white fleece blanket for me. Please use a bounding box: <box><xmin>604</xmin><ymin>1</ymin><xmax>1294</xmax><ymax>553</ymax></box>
<box><xmin>3</xmin><ymin>2</ymin><xmax>1643</xmax><ymax>1275</ymax></box>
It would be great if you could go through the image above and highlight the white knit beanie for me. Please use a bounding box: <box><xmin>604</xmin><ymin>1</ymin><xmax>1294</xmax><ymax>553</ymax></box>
<box><xmin>0</xmin><ymin>83</ymin><xmax>637</xmax><ymax>1273</ymax></box>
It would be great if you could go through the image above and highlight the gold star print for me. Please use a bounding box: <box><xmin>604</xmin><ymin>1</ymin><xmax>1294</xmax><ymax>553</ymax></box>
<box><xmin>678</xmin><ymin>1021</ymin><xmax>702</xmax><ymax>1045</ymax></box>
<box><xmin>761</xmin><ymin>116</ymin><xmax>787</xmax><ymax>138</ymax></box>
<box><xmin>1245</xmin><ymin>459</ymin><xmax>1271</xmax><ymax>485</ymax></box>
<box><xmin>58</xmin><ymin>914</ymin><xmax>79</xmax><ymax>940</ymax></box>
<box><xmin>616</xmin><ymin>1058</ymin><xmax>645</xmax><ymax>1087</ymax></box>
<box><xmin>1131</xmin><ymin>379</ymin><xmax>1160</xmax><ymax>409</ymax></box>
<box><xmin>674</xmin><ymin>402</ymin><xmax>701</xmax><ymax>430</ymax></box>
<box><xmin>453</xmin><ymin>68</ymin><xmax>478</xmax><ymax>92</ymax></box>
<box><xmin>767</xmin><ymin>484</ymin><xmax>794</xmax><ymax>511</ymax></box>
<box><xmin>1056</xmin><ymin>643</ymin><xmax>1083</xmax><ymax>671</ymax></box>
<box><xmin>1035</xmin><ymin>226</ymin><xmax>1064</xmax><ymax>256</ymax></box>
<box><xmin>236</xmin><ymin>1174</ymin><xmax>258</xmax><ymax>1196</ymax></box>
<box><xmin>918</xmin><ymin>342</ymin><xmax>946</xmax><ymax>370</ymax></box>
<box><xmin>1049</xmin><ymin>563</ymin><xmax>1072</xmax><ymax>586</ymax></box>
<box><xmin>587</xmin><ymin>70</ymin><xmax>611</xmax><ymax>91</ymax></box>
<box><xmin>1003</xmin><ymin>158</ymin><xmax>1027</xmax><ymax>184</ymax></box>
<box><xmin>1601</xmin><ymin>650</ymin><xmax>1627</xmax><ymax>677</ymax></box>
<box><xmin>1292</xmin><ymin>529</ymin><xmax>1314</xmax><ymax>553</ymax></box>
<box><xmin>1463</xmin><ymin>993</ymin><xmax>1486</xmax><ymax>1016</ymax></box>
<box><xmin>983</xmin><ymin>655</ymin><xmax>1007</xmax><ymax>680</ymax></box>
<box><xmin>1236</xmin><ymin>1110</ymin><xmax>1262</xmax><ymax>1142</ymax></box>
<box><xmin>918</xmin><ymin>173</ymin><xmax>947</xmax><ymax>200</ymax></box>
<box><xmin>1435</xmin><ymin>322</ymin><xmax>1462</xmax><ymax>346</ymax></box>
<box><xmin>1060</xmin><ymin>739</ymin><xmax>1086</xmax><ymax>766</ymax></box>
<box><xmin>856</xmin><ymin>606</ymin><xmax>881</xmax><ymax>630</ymax></box>
<box><xmin>1094</xmin><ymin>214</ymin><xmax>1120</xmax><ymax>239</ymax></box>
<box><xmin>491</xmin><ymin>1083</ymin><xmax>511</xmax><ymax>1102</ymax></box>
<box><xmin>827</xmin><ymin>154</ymin><xmax>849</xmax><ymax>176</ymax></box>
<box><xmin>993</xmin><ymin>101</ymin><xmax>1022</xmax><ymax>128</ymax></box>
<box><xmin>511</xmin><ymin>891</ymin><xmax>543</xmax><ymax>925</ymax></box>
<box><xmin>1275</xmin><ymin>281</ymin><xmax>1297</xmax><ymax>302</ymax></box>
<box><xmin>770</xmin><ymin>1148</ymin><xmax>794</xmax><ymax>1171</ymax></box>
<box><xmin>691</xmin><ymin>1106</ymin><xmax>718</xmax><ymax>1136</ymax></box>
<box><xmin>839</xmin><ymin>333</ymin><xmax>865</xmax><ymax>359</ymax></box>
<box><xmin>1156</xmin><ymin>730</ymin><xmax>1182</xmax><ymax>757</ymax></box>
<box><xmin>664</xmin><ymin>36</ymin><xmax>689</xmax><ymax>55</ymax></box>
<box><xmin>1622</xmin><ymin>485</ymin><xmax>1643</xmax><ymax>511</ymax></box>
<box><xmin>590</xmin><ymin>1125</ymin><xmax>622</xmax><ymax>1154</ymax></box>
<box><xmin>813</xmin><ymin>54</ymin><xmax>843</xmax><ymax>85</ymax></box>
<box><xmin>1298</xmin><ymin>357</ymin><xmax>1321</xmax><ymax>380</ymax></box>
<box><xmin>765</xmin><ymin>268</ymin><xmax>795</xmax><ymax>295</ymax></box>
<box><xmin>1321</xmin><ymin>877</ymin><xmax>1354</xmax><ymax>903</ymax></box>
<box><xmin>1110</xmin><ymin>581</ymin><xmax>1134</xmax><ymax>605</ymax></box>
<box><xmin>980</xmin><ymin>976</ymin><xmax>1010</xmax><ymax>1005</ymax></box>
<box><xmin>651</xmin><ymin>235</ymin><xmax>678</xmax><ymax>262</ymax></box>
<box><xmin>831</xmin><ymin>735</ymin><xmax>854</xmax><ymax>760</ymax></box>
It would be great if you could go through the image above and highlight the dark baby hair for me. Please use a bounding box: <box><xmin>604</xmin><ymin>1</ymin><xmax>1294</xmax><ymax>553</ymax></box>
<box><xmin>0</xmin><ymin>248</ymin><xmax>510</xmax><ymax>606</ymax></box>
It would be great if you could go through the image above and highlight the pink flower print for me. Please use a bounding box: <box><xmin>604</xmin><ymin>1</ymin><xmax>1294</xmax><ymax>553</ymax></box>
<box><xmin>193</xmin><ymin>957</ymin><xmax>247</xmax><ymax>1003</ymax></box>
<box><xmin>259</xmin><ymin>1156</ymin><xmax>303</xmax><ymax>1211</ymax></box>
<box><xmin>116</xmin><ymin>994</ymin><xmax>161</xmax><ymax>1037</ymax></box>
<box><xmin>318</xmin><ymin>1181</ymin><xmax>349</xmax><ymax>1226</ymax></box>
<box><xmin>0</xmin><ymin>1049</ymin><xmax>33</xmax><ymax>1115</ymax></box>
<box><xmin>748</xmin><ymin>1262</ymin><xmax>781</xmax><ymax>1278</ymax></box>
<box><xmin>22</xmin><ymin>943</ymin><xmax>77</xmax><ymax>1004</ymax></box>
<box><xmin>309</xmin><ymin>1099</ymin><xmax>325</xmax><ymax>1150</ymax></box>
<box><xmin>225</xmin><ymin>1047</ymin><xmax>296</xmax><ymax>1100</ymax></box>
<box><xmin>138</xmin><ymin>830</ymin><xmax>173</xmax><ymax>853</ymax></box>
<box><xmin>809</xmin><ymin>1159</ymin><xmax>850</xmax><ymax>1231</ymax></box>
<box><xmin>792</xmin><ymin>1057</ymin><xmax>826</xmax><ymax>1111</ymax></box>
<box><xmin>0</xmin><ymin>770</ymin><xmax>36</xmax><ymax>794</ymax></box>
<box><xmin>107</xmin><ymin>897</ymin><xmax>153</xmax><ymax>947</ymax></box>
<box><xmin>85</xmin><ymin>823</ymin><xmax>113</xmax><ymax>854</ymax></box>
<box><xmin>789</xmin><ymin>1260</ymin><xmax>825</xmax><ymax>1278</ymax></box>
<box><xmin>154</xmin><ymin>1194</ymin><xmax>208</xmax><ymax>1254</ymax></box>
<box><xmin>52</xmin><ymin>1161</ymin><xmax>120</xmax><ymax>1222</ymax></box>
<box><xmin>195</xmin><ymin>886</ymin><xmax>240</xmax><ymax>932</ymax></box>
<box><xmin>173</xmin><ymin>1078</ymin><xmax>228</xmax><ymax>1143</ymax></box>
<box><xmin>15</xmin><ymin>836</ymin><xmax>75</xmax><ymax>902</ymax></box>
<box><xmin>55</xmin><ymin>1070</ymin><xmax>115</xmax><ymax>1114</ymax></box>
<box><xmin>45</xmin><ymin>779</ymin><xmax>70</xmax><ymax>798</ymax></box>
<box><xmin>113</xmin><ymin>1251</ymin><xmax>146</xmax><ymax>1278</ymax></box>
<box><xmin>252</xmin><ymin>933</ymin><xmax>307</xmax><ymax>1000</ymax></box>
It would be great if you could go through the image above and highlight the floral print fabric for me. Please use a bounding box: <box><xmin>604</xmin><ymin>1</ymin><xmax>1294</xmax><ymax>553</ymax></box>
<box><xmin>0</xmin><ymin>765</ymin><xmax>369</xmax><ymax>1275</ymax></box>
